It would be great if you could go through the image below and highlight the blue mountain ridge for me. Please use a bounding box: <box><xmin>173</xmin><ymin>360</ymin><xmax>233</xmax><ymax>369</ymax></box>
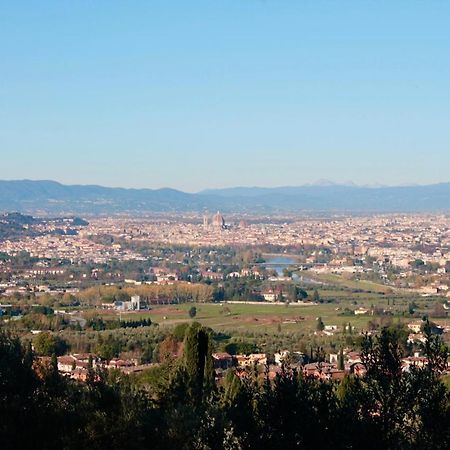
<box><xmin>1</xmin><ymin>180</ymin><xmax>450</xmax><ymax>214</ymax></box>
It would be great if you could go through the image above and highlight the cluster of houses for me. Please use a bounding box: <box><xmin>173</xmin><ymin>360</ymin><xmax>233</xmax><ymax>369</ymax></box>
<box><xmin>212</xmin><ymin>346</ymin><xmax>449</xmax><ymax>382</ymax></box>
<box><xmin>126</xmin><ymin>266</ymin><xmax>265</xmax><ymax>285</ymax></box>
<box><xmin>52</xmin><ymin>320</ymin><xmax>449</xmax><ymax>383</ymax></box>
<box><xmin>56</xmin><ymin>353</ymin><xmax>155</xmax><ymax>381</ymax></box>
<box><xmin>211</xmin><ymin>350</ymin><xmax>353</xmax><ymax>381</ymax></box>
<box><xmin>406</xmin><ymin>319</ymin><xmax>448</xmax><ymax>344</ymax></box>
<box><xmin>201</xmin><ymin>268</ymin><xmax>264</xmax><ymax>281</ymax></box>
<box><xmin>50</xmin><ymin>344</ymin><xmax>447</xmax><ymax>384</ymax></box>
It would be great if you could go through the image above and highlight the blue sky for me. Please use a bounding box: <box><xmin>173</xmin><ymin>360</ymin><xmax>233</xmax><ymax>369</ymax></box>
<box><xmin>1</xmin><ymin>0</ymin><xmax>449</xmax><ymax>192</ymax></box>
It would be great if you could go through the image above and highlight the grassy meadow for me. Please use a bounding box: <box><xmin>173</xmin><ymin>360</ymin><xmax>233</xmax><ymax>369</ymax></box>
<box><xmin>95</xmin><ymin>293</ymin><xmax>448</xmax><ymax>337</ymax></box>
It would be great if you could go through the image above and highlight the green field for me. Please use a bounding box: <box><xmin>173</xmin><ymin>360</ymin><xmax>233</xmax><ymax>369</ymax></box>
<box><xmin>86</xmin><ymin>267</ymin><xmax>448</xmax><ymax>340</ymax></box>
<box><xmin>69</xmin><ymin>290</ymin><xmax>450</xmax><ymax>359</ymax></box>
<box><xmin>306</xmin><ymin>272</ymin><xmax>397</xmax><ymax>294</ymax></box>
<box><xmin>95</xmin><ymin>298</ymin><xmax>444</xmax><ymax>336</ymax></box>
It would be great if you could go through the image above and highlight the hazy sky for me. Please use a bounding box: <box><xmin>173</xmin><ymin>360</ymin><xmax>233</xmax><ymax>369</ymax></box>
<box><xmin>1</xmin><ymin>1</ymin><xmax>449</xmax><ymax>192</ymax></box>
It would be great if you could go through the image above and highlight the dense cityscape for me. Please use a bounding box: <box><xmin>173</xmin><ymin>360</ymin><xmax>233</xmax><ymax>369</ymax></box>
<box><xmin>1</xmin><ymin>209</ymin><xmax>449</xmax><ymax>449</ymax></box>
<box><xmin>3</xmin><ymin>211</ymin><xmax>450</xmax><ymax>294</ymax></box>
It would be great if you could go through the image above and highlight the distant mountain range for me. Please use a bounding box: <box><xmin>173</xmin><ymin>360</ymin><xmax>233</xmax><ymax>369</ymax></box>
<box><xmin>1</xmin><ymin>179</ymin><xmax>450</xmax><ymax>215</ymax></box>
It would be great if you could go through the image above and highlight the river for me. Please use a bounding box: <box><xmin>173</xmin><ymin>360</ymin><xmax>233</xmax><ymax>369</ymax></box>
<box><xmin>264</xmin><ymin>255</ymin><xmax>297</xmax><ymax>277</ymax></box>
<box><xmin>264</xmin><ymin>255</ymin><xmax>325</xmax><ymax>285</ymax></box>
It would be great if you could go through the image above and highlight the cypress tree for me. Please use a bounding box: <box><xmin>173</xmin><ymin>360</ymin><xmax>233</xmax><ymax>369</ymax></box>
<box><xmin>23</xmin><ymin>340</ymin><xmax>33</xmax><ymax>370</ymax></box>
<box><xmin>313</xmin><ymin>289</ymin><xmax>320</xmax><ymax>302</ymax></box>
<box><xmin>316</xmin><ymin>316</ymin><xmax>325</xmax><ymax>332</ymax></box>
<box><xmin>338</xmin><ymin>348</ymin><xmax>345</xmax><ymax>370</ymax></box>
<box><xmin>183</xmin><ymin>322</ymin><xmax>214</xmax><ymax>405</ymax></box>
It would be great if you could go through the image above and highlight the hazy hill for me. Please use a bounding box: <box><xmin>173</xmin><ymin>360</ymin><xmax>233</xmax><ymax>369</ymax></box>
<box><xmin>1</xmin><ymin>180</ymin><xmax>450</xmax><ymax>214</ymax></box>
<box><xmin>0</xmin><ymin>211</ymin><xmax>89</xmax><ymax>240</ymax></box>
<box><xmin>0</xmin><ymin>180</ymin><xmax>205</xmax><ymax>214</ymax></box>
<box><xmin>200</xmin><ymin>184</ymin><xmax>450</xmax><ymax>212</ymax></box>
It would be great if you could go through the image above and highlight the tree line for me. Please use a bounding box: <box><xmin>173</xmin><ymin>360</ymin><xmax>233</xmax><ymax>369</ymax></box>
<box><xmin>0</xmin><ymin>324</ymin><xmax>449</xmax><ymax>450</ymax></box>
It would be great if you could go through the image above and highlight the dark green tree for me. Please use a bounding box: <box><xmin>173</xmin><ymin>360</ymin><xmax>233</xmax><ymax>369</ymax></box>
<box><xmin>312</xmin><ymin>289</ymin><xmax>320</xmax><ymax>302</ymax></box>
<box><xmin>33</xmin><ymin>332</ymin><xmax>68</xmax><ymax>356</ymax></box>
<box><xmin>316</xmin><ymin>316</ymin><xmax>325</xmax><ymax>332</ymax></box>
<box><xmin>182</xmin><ymin>322</ymin><xmax>214</xmax><ymax>404</ymax></box>
<box><xmin>338</xmin><ymin>347</ymin><xmax>345</xmax><ymax>370</ymax></box>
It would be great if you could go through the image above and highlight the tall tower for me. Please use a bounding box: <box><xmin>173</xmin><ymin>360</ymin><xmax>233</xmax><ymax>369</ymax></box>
<box><xmin>203</xmin><ymin>215</ymin><xmax>209</xmax><ymax>228</ymax></box>
<box><xmin>212</xmin><ymin>211</ymin><xmax>225</xmax><ymax>229</ymax></box>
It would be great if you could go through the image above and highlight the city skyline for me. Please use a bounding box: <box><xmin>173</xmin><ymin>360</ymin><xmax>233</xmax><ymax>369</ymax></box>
<box><xmin>2</xmin><ymin>1</ymin><xmax>450</xmax><ymax>191</ymax></box>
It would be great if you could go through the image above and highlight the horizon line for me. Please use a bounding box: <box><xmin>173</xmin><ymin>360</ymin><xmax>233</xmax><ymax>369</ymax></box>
<box><xmin>2</xmin><ymin>178</ymin><xmax>450</xmax><ymax>194</ymax></box>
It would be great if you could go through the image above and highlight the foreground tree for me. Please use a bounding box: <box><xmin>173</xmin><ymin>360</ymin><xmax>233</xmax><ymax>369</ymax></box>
<box><xmin>0</xmin><ymin>326</ymin><xmax>449</xmax><ymax>450</ymax></box>
<box><xmin>359</xmin><ymin>327</ymin><xmax>450</xmax><ymax>449</ymax></box>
